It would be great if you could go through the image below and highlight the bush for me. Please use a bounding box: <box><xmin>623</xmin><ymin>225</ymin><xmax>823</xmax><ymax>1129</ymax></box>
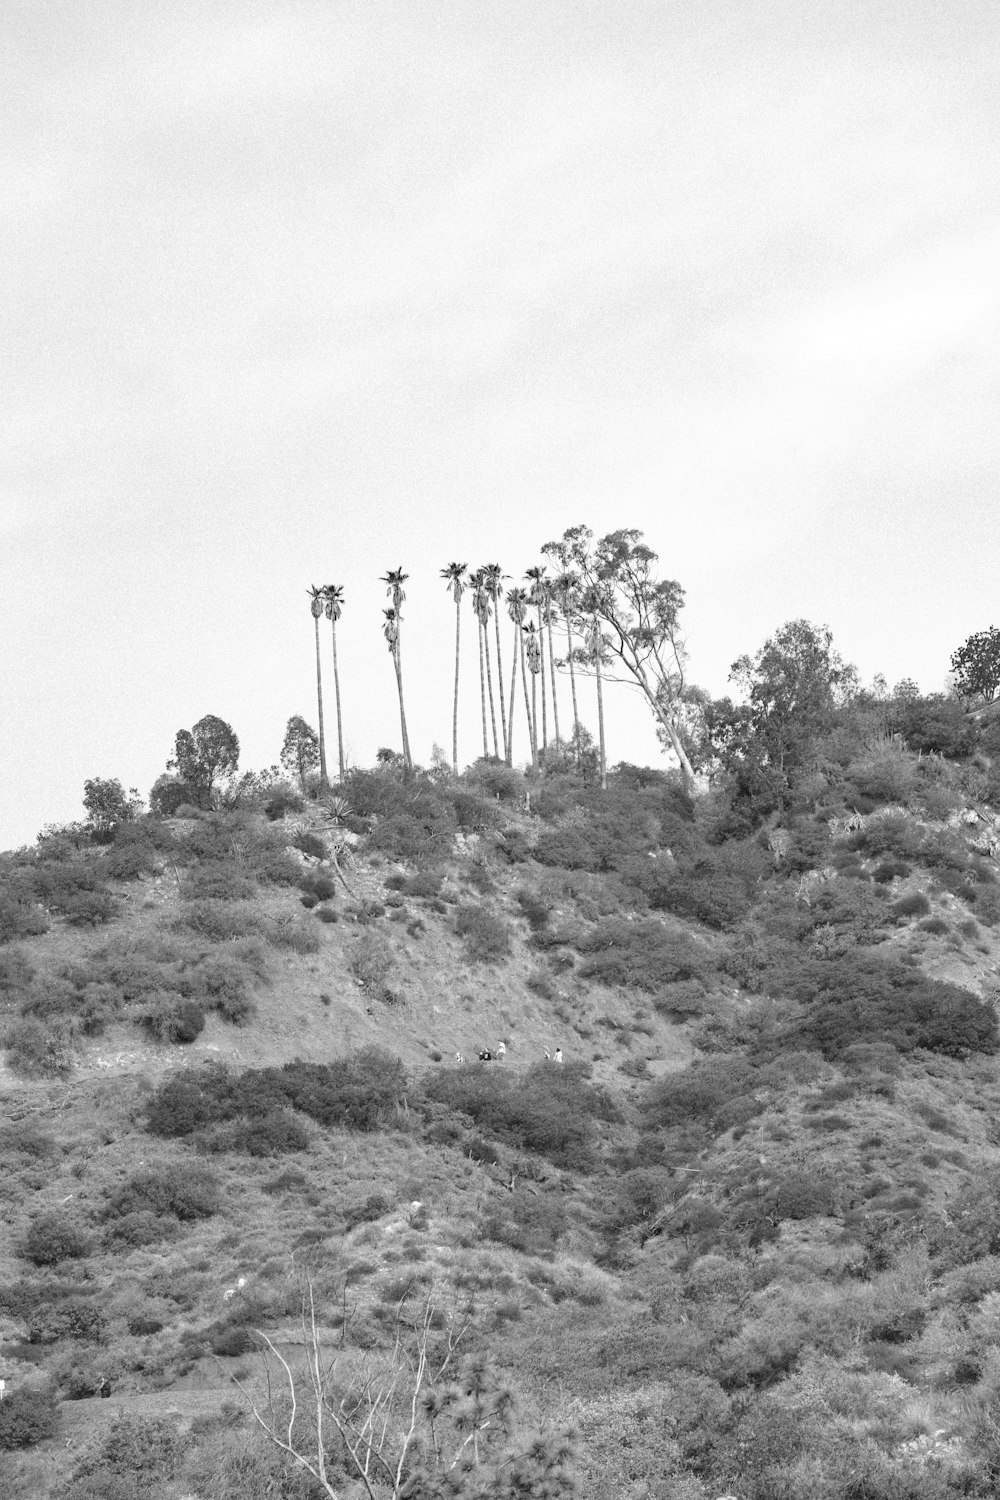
<box><xmin>349</xmin><ymin>930</ymin><xmax>395</xmax><ymax>994</ymax></box>
<box><xmin>292</xmin><ymin>830</ymin><xmax>328</xmax><ymax>861</ymax></box>
<box><xmin>577</xmin><ymin>920</ymin><xmax>714</xmax><ymax>993</ymax></box>
<box><xmin>21</xmin><ymin>1214</ymin><xmax>92</xmax><ymax>1266</ymax></box>
<box><xmin>182</xmin><ymin>862</ymin><xmax>257</xmax><ymax>901</ymax></box>
<box><xmin>423</xmin><ymin>1061</ymin><xmax>611</xmax><ymax>1170</ymax></box>
<box><xmin>0</xmin><ymin>1385</ymin><xmax>58</xmax><ymax>1449</ymax></box>
<box><xmin>104</xmin><ymin>1164</ymin><xmax>220</xmax><ymax>1222</ymax></box>
<box><xmin>892</xmin><ymin>891</ymin><xmax>931</xmax><ymax>919</ymax></box>
<box><xmin>28</xmin><ymin>860</ymin><xmax>117</xmax><ymax>926</ymax></box>
<box><xmin>0</xmin><ymin>881</ymin><xmax>49</xmax><ymax>943</ymax></box>
<box><xmin>139</xmin><ymin>993</ymin><xmax>206</xmax><ymax>1043</ymax></box>
<box><xmin>4</xmin><ymin>1018</ymin><xmax>71</xmax><ymax>1078</ymax></box>
<box><xmin>454</xmin><ymin>905</ymin><xmax>512</xmax><ymax>963</ymax></box>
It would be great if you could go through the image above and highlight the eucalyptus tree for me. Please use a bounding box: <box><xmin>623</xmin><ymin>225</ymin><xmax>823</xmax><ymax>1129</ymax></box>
<box><xmin>585</xmin><ymin>604</ymin><xmax>608</xmax><ymax>792</ymax></box>
<box><xmin>550</xmin><ymin>568</ymin><xmax>582</xmax><ymax>761</ymax></box>
<box><xmin>524</xmin><ymin>565</ymin><xmax>549</xmax><ymax>753</ymax></box>
<box><xmin>440</xmin><ymin>563</ymin><xmax>468</xmax><ymax>774</ymax></box>
<box><xmin>472</xmin><ymin>569</ymin><xmax>500</xmax><ymax>758</ymax></box>
<box><xmin>541</xmin><ymin>578</ymin><xmax>562</xmax><ymax>751</ymax></box>
<box><xmin>322</xmin><ymin>584</ymin><xmax>346</xmax><ymax>779</ymax></box>
<box><xmin>543</xmin><ymin>525</ymin><xmax>697</xmax><ymax>782</ymax></box>
<box><xmin>482</xmin><ymin>563</ymin><xmax>508</xmax><ymax>759</ymax></box>
<box><xmin>381</xmin><ymin>568</ymin><xmax>412</xmax><ymax>771</ymax></box>
<box><xmin>280</xmin><ymin>715</ymin><xmax>320</xmax><ymax>791</ymax></box>
<box><xmin>307</xmin><ymin>586</ymin><xmax>330</xmax><ymax>788</ymax></box>
<box><xmin>506</xmin><ymin>586</ymin><xmax>535</xmax><ymax>769</ymax></box>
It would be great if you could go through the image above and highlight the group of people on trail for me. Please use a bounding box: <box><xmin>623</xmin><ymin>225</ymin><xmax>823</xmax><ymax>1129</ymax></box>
<box><xmin>455</xmin><ymin>1042</ymin><xmax>563</xmax><ymax>1064</ymax></box>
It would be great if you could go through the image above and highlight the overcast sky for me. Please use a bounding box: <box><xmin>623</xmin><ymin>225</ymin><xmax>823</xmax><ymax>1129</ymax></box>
<box><xmin>3</xmin><ymin>1</ymin><xmax>999</xmax><ymax>850</ymax></box>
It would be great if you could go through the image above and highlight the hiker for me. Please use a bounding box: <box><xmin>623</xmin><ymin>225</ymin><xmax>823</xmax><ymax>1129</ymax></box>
<box><xmin>478</xmin><ymin>1049</ymin><xmax>493</xmax><ymax>1062</ymax></box>
<box><xmin>554</xmin><ymin>1048</ymin><xmax>563</xmax><ymax>1064</ymax></box>
<box><xmin>455</xmin><ymin>1052</ymin><xmax>464</xmax><ymax>1064</ymax></box>
<box><xmin>544</xmin><ymin>1048</ymin><xmax>550</xmax><ymax>1060</ymax></box>
<box><xmin>497</xmin><ymin>1042</ymin><xmax>506</xmax><ymax>1060</ymax></box>
<box><xmin>99</xmin><ymin>1377</ymin><xmax>112</xmax><ymax>1399</ymax></box>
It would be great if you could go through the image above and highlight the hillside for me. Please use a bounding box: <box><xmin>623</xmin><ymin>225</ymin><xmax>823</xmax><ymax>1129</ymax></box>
<box><xmin>4</xmin><ymin>726</ymin><xmax>1000</xmax><ymax>1499</ymax></box>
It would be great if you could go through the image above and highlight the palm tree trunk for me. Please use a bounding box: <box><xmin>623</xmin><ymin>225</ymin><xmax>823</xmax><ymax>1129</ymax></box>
<box><xmin>546</xmin><ymin>610</ymin><xmax>561</xmax><ymax>750</ymax></box>
<box><xmin>477</xmin><ymin>621</ymin><xmax>489</xmax><ymax>759</ymax></box>
<box><xmin>394</xmin><ymin>638</ymin><xmax>412</xmax><ymax>770</ymax></box>
<box><xmin>507</xmin><ymin>624</ymin><xmax>519</xmax><ymax>766</ymax></box>
<box><xmin>483</xmin><ymin>624</ymin><xmax>500</xmax><ymax>758</ymax></box>
<box><xmin>452</xmin><ymin>601</ymin><xmax>461</xmax><ymax>775</ymax></box>
<box><xmin>536</xmin><ymin>602</ymin><xmax>548</xmax><ymax>753</ymax></box>
<box><xmin>314</xmin><ymin>616</ymin><xmax>329</xmax><ymax>788</ymax></box>
<box><xmin>330</xmin><ymin>620</ymin><xmax>345</xmax><ymax>779</ymax></box>
<box><xmin>519</xmin><ymin>633</ymin><xmax>537</xmax><ymax>770</ymax></box>
<box><xmin>566</xmin><ymin>621</ymin><xmax>580</xmax><ymax>766</ymax></box>
<box><xmin>493</xmin><ymin>611</ymin><xmax>508</xmax><ymax>762</ymax></box>
<box><xmin>595</xmin><ymin>650</ymin><xmax>607</xmax><ymax>792</ymax></box>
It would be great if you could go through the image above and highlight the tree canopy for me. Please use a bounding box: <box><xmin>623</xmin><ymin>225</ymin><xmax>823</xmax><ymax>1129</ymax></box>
<box><xmin>167</xmin><ymin>715</ymin><xmax>240</xmax><ymax>803</ymax></box>
<box><xmin>951</xmin><ymin>626</ymin><xmax>1000</xmax><ymax>704</ymax></box>
<box><xmin>280</xmin><ymin>715</ymin><xmax>320</xmax><ymax>790</ymax></box>
<box><xmin>542</xmin><ymin>525</ymin><xmax>697</xmax><ymax>780</ymax></box>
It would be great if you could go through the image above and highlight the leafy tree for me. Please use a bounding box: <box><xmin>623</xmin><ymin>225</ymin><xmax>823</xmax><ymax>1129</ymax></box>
<box><xmin>322</xmin><ymin>584</ymin><xmax>347</xmax><ymax>779</ymax></box>
<box><xmin>951</xmin><ymin>625</ymin><xmax>1000</xmax><ymax>703</ymax></box>
<box><xmin>440</xmin><ymin>563</ymin><xmax>468</xmax><ymax>774</ymax></box>
<box><xmin>308</xmin><ymin>586</ymin><xmax>330</xmax><ymax>788</ymax></box>
<box><xmin>82</xmin><ymin>778</ymin><xmax>143</xmax><ymax>839</ymax></box>
<box><xmin>543</xmin><ymin>525</ymin><xmax>697</xmax><ymax>781</ymax></box>
<box><xmin>382</xmin><ymin>569</ymin><xmax>412</xmax><ymax>771</ymax></box>
<box><xmin>280</xmin><ymin>716</ymin><xmax>320</xmax><ymax>791</ymax></box>
<box><xmin>167</xmin><ymin>715</ymin><xmax>240</xmax><ymax>806</ymax></box>
<box><xmin>585</xmin><ymin>607</ymin><xmax>608</xmax><ymax>791</ymax></box>
<box><xmin>708</xmin><ymin>619</ymin><xmax>859</xmax><ymax>824</ymax></box>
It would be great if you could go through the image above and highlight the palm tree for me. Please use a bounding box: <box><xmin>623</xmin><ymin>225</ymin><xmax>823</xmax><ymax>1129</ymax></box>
<box><xmin>440</xmin><ymin>563</ymin><xmax>467</xmax><ymax>774</ymax></box>
<box><xmin>381</xmin><ymin>568</ymin><xmax>412</xmax><ymax>770</ymax></box>
<box><xmin>307</xmin><ymin>586</ymin><xmax>329</xmax><ymax>789</ymax></box>
<box><xmin>506</xmin><ymin>586</ymin><xmax>534</xmax><ymax>769</ymax></box>
<box><xmin>322</xmin><ymin>585</ymin><xmax>346</xmax><ymax>779</ymax></box>
<box><xmin>586</xmin><ymin>610</ymin><xmax>607</xmax><ymax>792</ymax></box>
<box><xmin>525</xmin><ymin>566</ymin><xmax>549</xmax><ymax>754</ymax></box>
<box><xmin>542</xmin><ymin>581</ymin><xmax>561</xmax><ymax>753</ymax></box>
<box><xmin>553</xmin><ymin>569</ymin><xmax>582</xmax><ymax>762</ymax></box>
<box><xmin>524</xmin><ymin>620</ymin><xmax>542</xmax><ymax>772</ymax></box>
<box><xmin>482</xmin><ymin>564</ymin><xmax>508</xmax><ymax>759</ymax></box>
<box><xmin>472</xmin><ymin>569</ymin><xmax>500</xmax><ymax>758</ymax></box>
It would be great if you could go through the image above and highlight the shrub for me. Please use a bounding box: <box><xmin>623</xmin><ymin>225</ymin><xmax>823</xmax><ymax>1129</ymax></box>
<box><xmin>182</xmin><ymin>862</ymin><xmax>257</xmax><ymax>901</ymax></box>
<box><xmin>21</xmin><ymin>1214</ymin><xmax>92</xmax><ymax>1266</ymax></box>
<box><xmin>423</xmin><ymin>1061</ymin><xmax>610</xmax><ymax>1170</ymax></box>
<box><xmin>0</xmin><ymin>881</ymin><xmax>49</xmax><ymax>943</ymax></box>
<box><xmin>28</xmin><ymin>860</ymin><xmax>117</xmax><ymax>926</ymax></box>
<box><xmin>293</xmin><ymin>830</ymin><xmax>328</xmax><ymax>861</ymax></box>
<box><xmin>139</xmin><ymin>993</ymin><xmax>206</xmax><ymax>1043</ymax></box>
<box><xmin>349</xmin><ymin>930</ymin><xmax>395</xmax><ymax>994</ymax></box>
<box><xmin>892</xmin><ymin>890</ymin><xmax>931</xmax><ymax>919</ymax></box>
<box><xmin>454</xmin><ymin>905</ymin><xmax>512</xmax><ymax>963</ymax></box>
<box><xmin>4</xmin><ymin>1018</ymin><xmax>71</xmax><ymax>1078</ymax></box>
<box><xmin>104</xmin><ymin>1164</ymin><xmax>220</xmax><ymax>1222</ymax></box>
<box><xmin>0</xmin><ymin>1385</ymin><xmax>58</xmax><ymax>1449</ymax></box>
<box><xmin>301</xmin><ymin>872</ymin><xmax>337</xmax><ymax>901</ymax></box>
<box><xmin>577</xmin><ymin>920</ymin><xmax>713</xmax><ymax>993</ymax></box>
<box><xmin>0</xmin><ymin>946</ymin><xmax>34</xmax><ymax>992</ymax></box>
<box><xmin>201</xmin><ymin>1109</ymin><xmax>310</xmax><ymax>1156</ymax></box>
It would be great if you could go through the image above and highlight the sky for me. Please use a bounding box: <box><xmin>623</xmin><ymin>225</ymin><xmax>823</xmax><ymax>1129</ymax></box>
<box><xmin>3</xmin><ymin>0</ymin><xmax>1000</xmax><ymax>850</ymax></box>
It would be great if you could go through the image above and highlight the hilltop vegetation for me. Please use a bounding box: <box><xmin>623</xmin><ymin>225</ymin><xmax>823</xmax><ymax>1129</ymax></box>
<box><xmin>6</xmin><ymin>621</ymin><xmax>1000</xmax><ymax>1496</ymax></box>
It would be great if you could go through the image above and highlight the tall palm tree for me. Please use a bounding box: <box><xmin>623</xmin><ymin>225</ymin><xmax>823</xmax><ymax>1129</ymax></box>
<box><xmin>381</xmin><ymin>568</ymin><xmax>412</xmax><ymax>770</ymax></box>
<box><xmin>553</xmin><ymin>569</ymin><xmax>582</xmax><ymax>763</ymax></box>
<box><xmin>525</xmin><ymin>566</ymin><xmax>549</xmax><ymax>755</ymax></box>
<box><xmin>506</xmin><ymin>586</ymin><xmax>534</xmax><ymax>769</ymax></box>
<box><xmin>472</xmin><ymin>569</ymin><xmax>500</xmax><ymax>758</ymax></box>
<box><xmin>586</xmin><ymin>610</ymin><xmax>607</xmax><ymax>792</ymax></box>
<box><xmin>542</xmin><ymin>581</ymin><xmax>561</xmax><ymax>752</ymax></box>
<box><xmin>524</xmin><ymin>620</ymin><xmax>542</xmax><ymax>772</ymax></box>
<box><xmin>440</xmin><ymin>563</ymin><xmax>467</xmax><ymax>774</ymax></box>
<box><xmin>307</xmin><ymin>586</ymin><xmax>329</xmax><ymax>789</ymax></box>
<box><xmin>322</xmin><ymin>584</ymin><xmax>346</xmax><ymax>779</ymax></box>
<box><xmin>482</xmin><ymin>564</ymin><xmax>508</xmax><ymax>759</ymax></box>
<box><xmin>469</xmin><ymin>569</ymin><xmax>490</xmax><ymax>759</ymax></box>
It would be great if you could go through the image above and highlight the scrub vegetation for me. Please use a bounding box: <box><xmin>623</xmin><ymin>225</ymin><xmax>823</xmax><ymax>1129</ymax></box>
<box><xmin>6</xmin><ymin>606</ymin><xmax>1000</xmax><ymax>1496</ymax></box>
